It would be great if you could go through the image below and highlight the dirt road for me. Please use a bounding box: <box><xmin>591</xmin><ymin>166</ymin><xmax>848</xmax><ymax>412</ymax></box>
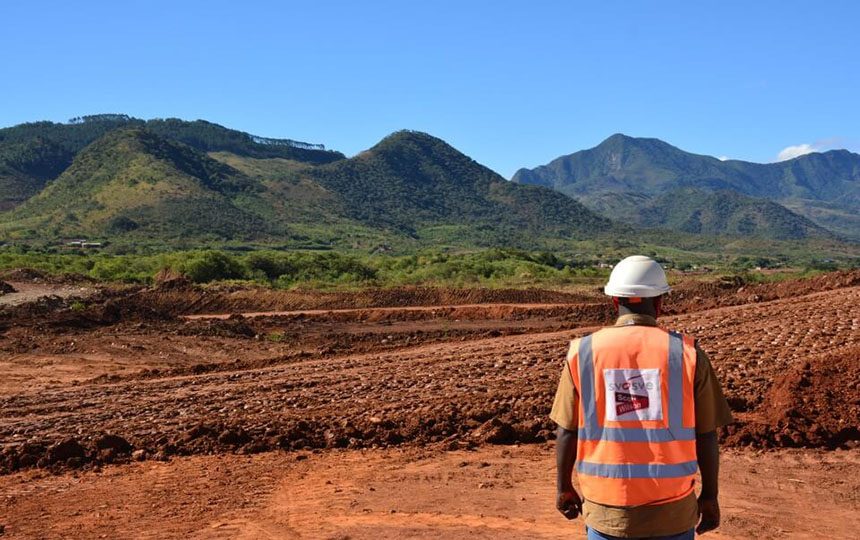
<box><xmin>0</xmin><ymin>281</ymin><xmax>94</xmax><ymax>307</ymax></box>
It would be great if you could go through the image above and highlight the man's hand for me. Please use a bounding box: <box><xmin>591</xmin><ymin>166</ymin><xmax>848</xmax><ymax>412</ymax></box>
<box><xmin>556</xmin><ymin>489</ymin><xmax>582</xmax><ymax>520</ymax></box>
<box><xmin>556</xmin><ymin>426</ymin><xmax>580</xmax><ymax>520</ymax></box>
<box><xmin>696</xmin><ymin>430</ymin><xmax>721</xmax><ymax>534</ymax></box>
<box><xmin>696</xmin><ymin>496</ymin><xmax>720</xmax><ymax>534</ymax></box>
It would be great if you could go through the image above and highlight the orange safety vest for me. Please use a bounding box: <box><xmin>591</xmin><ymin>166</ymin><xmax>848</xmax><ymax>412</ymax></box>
<box><xmin>568</xmin><ymin>325</ymin><xmax>698</xmax><ymax>507</ymax></box>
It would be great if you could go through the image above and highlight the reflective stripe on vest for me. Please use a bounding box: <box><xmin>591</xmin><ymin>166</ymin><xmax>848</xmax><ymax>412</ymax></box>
<box><xmin>575</xmin><ymin>460</ymin><xmax>698</xmax><ymax>479</ymax></box>
<box><xmin>570</xmin><ymin>326</ymin><xmax>698</xmax><ymax>507</ymax></box>
<box><xmin>577</xmin><ymin>332</ymin><xmax>696</xmax><ymax>443</ymax></box>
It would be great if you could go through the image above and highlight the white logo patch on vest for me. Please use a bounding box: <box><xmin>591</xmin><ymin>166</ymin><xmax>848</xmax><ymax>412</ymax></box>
<box><xmin>603</xmin><ymin>369</ymin><xmax>663</xmax><ymax>421</ymax></box>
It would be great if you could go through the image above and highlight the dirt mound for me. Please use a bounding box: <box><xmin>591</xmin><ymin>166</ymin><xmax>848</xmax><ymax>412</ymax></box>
<box><xmin>1</xmin><ymin>433</ymin><xmax>136</xmax><ymax>472</ymax></box>
<box><xmin>154</xmin><ymin>268</ymin><xmax>192</xmax><ymax>290</ymax></box>
<box><xmin>50</xmin><ymin>273</ymin><xmax>98</xmax><ymax>285</ymax></box>
<box><xmin>0</xmin><ymin>281</ymin><xmax>15</xmax><ymax>295</ymax></box>
<box><xmin>0</xmin><ymin>267</ymin><xmax>47</xmax><ymax>282</ymax></box>
<box><xmin>130</xmin><ymin>272</ymin><xmax>860</xmax><ymax>319</ymax></box>
<box><xmin>0</xmin><ymin>286</ymin><xmax>174</xmax><ymax>334</ymax></box>
<box><xmin>0</xmin><ymin>407</ymin><xmax>556</xmax><ymax>475</ymax></box>
<box><xmin>352</xmin><ymin>287</ymin><xmax>599</xmax><ymax>309</ymax></box>
<box><xmin>0</xmin><ymin>267</ymin><xmax>99</xmax><ymax>286</ymax></box>
<box><xmin>178</xmin><ymin>316</ymin><xmax>257</xmax><ymax>338</ymax></box>
<box><xmin>724</xmin><ymin>345</ymin><xmax>860</xmax><ymax>449</ymax></box>
<box><xmin>669</xmin><ymin>271</ymin><xmax>860</xmax><ymax>314</ymax></box>
<box><xmin>2</xmin><ymin>294</ymin><xmax>67</xmax><ymax>319</ymax></box>
<box><xmin>230</xmin><ymin>303</ymin><xmax>612</xmax><ymax>326</ymax></box>
<box><xmin>132</xmin><ymin>285</ymin><xmax>601</xmax><ymax>316</ymax></box>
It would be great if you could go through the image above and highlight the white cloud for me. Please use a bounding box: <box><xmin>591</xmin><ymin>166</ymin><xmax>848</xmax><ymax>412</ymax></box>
<box><xmin>718</xmin><ymin>156</ymin><xmax>730</xmax><ymax>161</ymax></box>
<box><xmin>777</xmin><ymin>143</ymin><xmax>817</xmax><ymax>162</ymax></box>
<box><xmin>775</xmin><ymin>138</ymin><xmax>854</xmax><ymax>162</ymax></box>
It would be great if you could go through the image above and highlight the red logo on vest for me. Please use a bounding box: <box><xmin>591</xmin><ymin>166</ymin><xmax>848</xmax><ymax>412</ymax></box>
<box><xmin>614</xmin><ymin>375</ymin><xmax>650</xmax><ymax>416</ymax></box>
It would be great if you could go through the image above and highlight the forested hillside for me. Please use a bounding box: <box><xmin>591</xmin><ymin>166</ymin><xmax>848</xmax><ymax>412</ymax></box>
<box><xmin>3</xmin><ymin>128</ymin><xmax>270</xmax><ymax>242</ymax></box>
<box><xmin>1</xmin><ymin>117</ymin><xmax>856</xmax><ymax>259</ymax></box>
<box><xmin>0</xmin><ymin>126</ymin><xmax>615</xmax><ymax>250</ymax></box>
<box><xmin>586</xmin><ymin>188</ymin><xmax>832</xmax><ymax>240</ymax></box>
<box><xmin>304</xmin><ymin>131</ymin><xmax>613</xmax><ymax>245</ymax></box>
<box><xmin>513</xmin><ymin>133</ymin><xmax>860</xmax><ymax>238</ymax></box>
<box><xmin>0</xmin><ymin>114</ymin><xmax>342</xmax><ymax>211</ymax></box>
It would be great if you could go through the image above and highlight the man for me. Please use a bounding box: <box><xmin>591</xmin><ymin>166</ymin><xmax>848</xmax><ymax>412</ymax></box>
<box><xmin>551</xmin><ymin>256</ymin><xmax>733</xmax><ymax>539</ymax></box>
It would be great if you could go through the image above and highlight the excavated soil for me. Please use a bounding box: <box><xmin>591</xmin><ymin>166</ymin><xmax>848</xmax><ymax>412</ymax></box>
<box><xmin>1</xmin><ymin>271</ymin><xmax>859</xmax><ymax>538</ymax></box>
<box><xmin>725</xmin><ymin>344</ymin><xmax>860</xmax><ymax>448</ymax></box>
<box><xmin>667</xmin><ymin>270</ymin><xmax>860</xmax><ymax>312</ymax></box>
<box><xmin>1</xmin><ymin>271</ymin><xmax>859</xmax><ymax>474</ymax></box>
<box><xmin>121</xmin><ymin>284</ymin><xmax>606</xmax><ymax>317</ymax></box>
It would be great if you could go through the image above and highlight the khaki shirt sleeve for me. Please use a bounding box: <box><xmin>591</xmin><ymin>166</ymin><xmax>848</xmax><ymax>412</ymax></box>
<box><xmin>693</xmin><ymin>343</ymin><xmax>734</xmax><ymax>433</ymax></box>
<box><xmin>549</xmin><ymin>344</ymin><xmax>579</xmax><ymax>431</ymax></box>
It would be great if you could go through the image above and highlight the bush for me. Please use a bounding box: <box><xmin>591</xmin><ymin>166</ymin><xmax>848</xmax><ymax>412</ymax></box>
<box><xmin>181</xmin><ymin>252</ymin><xmax>246</xmax><ymax>283</ymax></box>
<box><xmin>90</xmin><ymin>257</ymin><xmax>154</xmax><ymax>282</ymax></box>
<box><xmin>0</xmin><ymin>246</ymin><xmax>845</xmax><ymax>290</ymax></box>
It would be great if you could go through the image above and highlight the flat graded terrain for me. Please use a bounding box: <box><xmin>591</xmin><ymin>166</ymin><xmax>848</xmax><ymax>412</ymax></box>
<box><xmin>1</xmin><ymin>272</ymin><xmax>859</xmax><ymax>538</ymax></box>
<box><xmin>2</xmin><ymin>445</ymin><xmax>859</xmax><ymax>539</ymax></box>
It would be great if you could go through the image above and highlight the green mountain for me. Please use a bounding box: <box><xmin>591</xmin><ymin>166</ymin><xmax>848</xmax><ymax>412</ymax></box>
<box><xmin>512</xmin><ymin>134</ymin><xmax>860</xmax><ymax>238</ymax></box>
<box><xmin>0</xmin><ymin>114</ymin><xmax>343</xmax><ymax>211</ymax></box>
<box><xmin>3</xmin><ymin>128</ymin><xmax>271</xmax><ymax>242</ymax></box>
<box><xmin>588</xmin><ymin>188</ymin><xmax>832</xmax><ymax>240</ymax></box>
<box><xmin>302</xmin><ymin>130</ymin><xmax>613</xmax><ymax>245</ymax></box>
<box><xmin>142</xmin><ymin>118</ymin><xmax>343</xmax><ymax>164</ymax></box>
<box><xmin>1</xmin><ymin>117</ymin><xmax>855</xmax><ymax>261</ymax></box>
<box><xmin>0</xmin><ymin>136</ymin><xmax>73</xmax><ymax>210</ymax></box>
<box><xmin>0</xmin><ymin>128</ymin><xmax>613</xmax><ymax>250</ymax></box>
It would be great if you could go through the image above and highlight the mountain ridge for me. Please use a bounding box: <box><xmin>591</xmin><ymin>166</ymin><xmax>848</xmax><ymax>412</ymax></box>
<box><xmin>512</xmin><ymin>134</ymin><xmax>860</xmax><ymax>238</ymax></box>
<box><xmin>1</xmin><ymin>118</ymin><xmax>857</xmax><ymax>251</ymax></box>
<box><xmin>3</xmin><ymin>128</ymin><xmax>270</xmax><ymax>241</ymax></box>
<box><xmin>303</xmin><ymin>130</ymin><xmax>615</xmax><ymax>243</ymax></box>
<box><xmin>590</xmin><ymin>188</ymin><xmax>834</xmax><ymax>240</ymax></box>
<box><xmin>0</xmin><ymin>114</ymin><xmax>344</xmax><ymax>212</ymax></box>
<box><xmin>0</xmin><ymin>126</ymin><xmax>615</xmax><ymax>250</ymax></box>
<box><xmin>512</xmin><ymin>133</ymin><xmax>860</xmax><ymax>197</ymax></box>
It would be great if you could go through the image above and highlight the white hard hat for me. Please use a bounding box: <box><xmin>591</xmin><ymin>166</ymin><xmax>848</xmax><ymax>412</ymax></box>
<box><xmin>604</xmin><ymin>255</ymin><xmax>670</xmax><ymax>298</ymax></box>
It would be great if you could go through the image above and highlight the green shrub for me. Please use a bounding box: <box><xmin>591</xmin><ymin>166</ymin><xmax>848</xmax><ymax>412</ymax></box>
<box><xmin>0</xmin><ymin>246</ymin><xmax>851</xmax><ymax>290</ymax></box>
<box><xmin>181</xmin><ymin>251</ymin><xmax>246</xmax><ymax>283</ymax></box>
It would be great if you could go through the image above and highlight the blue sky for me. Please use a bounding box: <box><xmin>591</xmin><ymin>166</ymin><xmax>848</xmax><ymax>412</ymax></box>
<box><xmin>2</xmin><ymin>1</ymin><xmax>858</xmax><ymax>177</ymax></box>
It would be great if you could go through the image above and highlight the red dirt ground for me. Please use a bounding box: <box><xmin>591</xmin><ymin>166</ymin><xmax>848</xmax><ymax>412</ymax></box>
<box><xmin>2</xmin><ymin>446</ymin><xmax>858</xmax><ymax>539</ymax></box>
<box><xmin>1</xmin><ymin>271</ymin><xmax>859</xmax><ymax>538</ymax></box>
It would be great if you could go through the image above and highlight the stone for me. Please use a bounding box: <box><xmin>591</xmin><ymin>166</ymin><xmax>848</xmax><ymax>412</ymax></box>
<box><xmin>472</xmin><ymin>418</ymin><xmax>517</xmax><ymax>445</ymax></box>
<box><xmin>95</xmin><ymin>434</ymin><xmax>132</xmax><ymax>454</ymax></box>
<box><xmin>217</xmin><ymin>428</ymin><xmax>250</xmax><ymax>446</ymax></box>
<box><xmin>99</xmin><ymin>448</ymin><xmax>117</xmax><ymax>463</ymax></box>
<box><xmin>46</xmin><ymin>439</ymin><xmax>86</xmax><ymax>463</ymax></box>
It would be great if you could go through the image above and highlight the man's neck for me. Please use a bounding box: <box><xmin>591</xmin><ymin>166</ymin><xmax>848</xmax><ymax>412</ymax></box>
<box><xmin>617</xmin><ymin>306</ymin><xmax>658</xmax><ymax>319</ymax></box>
